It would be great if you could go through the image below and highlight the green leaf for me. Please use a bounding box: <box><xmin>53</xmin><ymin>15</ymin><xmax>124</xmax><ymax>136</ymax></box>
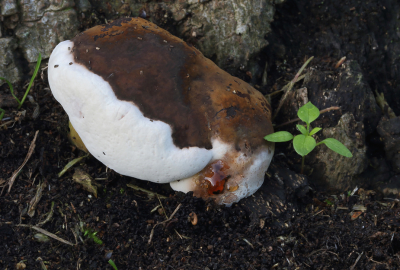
<box><xmin>20</xmin><ymin>53</ymin><xmax>42</xmax><ymax>109</ymax></box>
<box><xmin>264</xmin><ymin>131</ymin><xmax>294</xmax><ymax>142</ymax></box>
<box><xmin>297</xmin><ymin>102</ymin><xmax>320</xmax><ymax>124</ymax></box>
<box><xmin>58</xmin><ymin>154</ymin><xmax>89</xmax><ymax>177</ymax></box>
<box><xmin>108</xmin><ymin>259</ymin><xmax>118</xmax><ymax>270</ymax></box>
<box><xmin>296</xmin><ymin>125</ymin><xmax>308</xmax><ymax>135</ymax></box>
<box><xmin>309</xmin><ymin>127</ymin><xmax>322</xmax><ymax>136</ymax></box>
<box><xmin>324</xmin><ymin>199</ymin><xmax>333</xmax><ymax>206</ymax></box>
<box><xmin>320</xmin><ymin>138</ymin><xmax>353</xmax><ymax>157</ymax></box>
<box><xmin>0</xmin><ymin>108</ymin><xmax>5</xmax><ymax>121</ymax></box>
<box><xmin>293</xmin><ymin>134</ymin><xmax>316</xmax><ymax>156</ymax></box>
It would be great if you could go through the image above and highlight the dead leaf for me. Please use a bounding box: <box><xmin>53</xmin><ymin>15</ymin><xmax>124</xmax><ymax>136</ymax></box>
<box><xmin>17</xmin><ymin>224</ymin><xmax>74</xmax><ymax>246</ymax></box>
<box><xmin>27</xmin><ymin>181</ymin><xmax>46</xmax><ymax>217</ymax></box>
<box><xmin>16</xmin><ymin>262</ymin><xmax>26</xmax><ymax>270</ymax></box>
<box><xmin>68</xmin><ymin>121</ymin><xmax>88</xmax><ymax>153</ymax></box>
<box><xmin>72</xmin><ymin>168</ymin><xmax>98</xmax><ymax>198</ymax></box>
<box><xmin>351</xmin><ymin>211</ymin><xmax>362</xmax><ymax>220</ymax></box>
<box><xmin>126</xmin><ymin>183</ymin><xmax>167</xmax><ymax>199</ymax></box>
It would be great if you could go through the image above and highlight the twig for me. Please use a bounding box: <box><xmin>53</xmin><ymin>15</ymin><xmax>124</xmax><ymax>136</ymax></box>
<box><xmin>334</xmin><ymin>56</ymin><xmax>346</xmax><ymax>69</ymax></box>
<box><xmin>2</xmin><ymin>130</ymin><xmax>39</xmax><ymax>195</ymax></box>
<box><xmin>273</xmin><ymin>56</ymin><xmax>314</xmax><ymax>120</ymax></box>
<box><xmin>313</xmin><ymin>210</ymin><xmax>324</xmax><ymax>216</ymax></box>
<box><xmin>326</xmin><ymin>251</ymin><xmax>339</xmax><ymax>258</ymax></box>
<box><xmin>71</xmin><ymin>228</ymin><xmax>79</xmax><ymax>245</ymax></box>
<box><xmin>76</xmin><ymin>258</ymin><xmax>82</xmax><ymax>270</ymax></box>
<box><xmin>168</xmin><ymin>203</ymin><xmax>181</xmax><ymax>220</ymax></box>
<box><xmin>0</xmin><ymin>120</ymin><xmax>16</xmax><ymax>128</ymax></box>
<box><xmin>157</xmin><ymin>195</ymin><xmax>169</xmax><ymax>219</ymax></box>
<box><xmin>275</xmin><ymin>106</ymin><xmax>340</xmax><ymax>129</ymax></box>
<box><xmin>150</xmin><ymin>205</ymin><xmax>161</xmax><ymax>213</ymax></box>
<box><xmin>70</xmin><ymin>202</ymin><xmax>76</xmax><ymax>213</ymax></box>
<box><xmin>148</xmin><ymin>203</ymin><xmax>182</xmax><ymax>244</ymax></box>
<box><xmin>350</xmin><ymin>252</ymin><xmax>363</xmax><ymax>270</ymax></box>
<box><xmin>308</xmin><ymin>249</ymin><xmax>338</xmax><ymax>258</ymax></box>
<box><xmin>16</xmin><ymin>224</ymin><xmax>75</xmax><ymax>246</ymax></box>
<box><xmin>243</xmin><ymin>238</ymin><xmax>254</xmax><ymax>249</ymax></box>
<box><xmin>174</xmin><ymin>229</ymin><xmax>183</xmax><ymax>239</ymax></box>
<box><xmin>127</xmin><ymin>183</ymin><xmax>167</xmax><ymax>199</ymax></box>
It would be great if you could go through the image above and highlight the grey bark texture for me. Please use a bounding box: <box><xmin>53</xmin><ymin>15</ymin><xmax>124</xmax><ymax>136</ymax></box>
<box><xmin>0</xmin><ymin>0</ymin><xmax>280</xmax><ymax>85</ymax></box>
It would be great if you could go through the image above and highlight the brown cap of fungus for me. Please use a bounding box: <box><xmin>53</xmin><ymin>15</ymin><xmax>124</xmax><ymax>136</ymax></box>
<box><xmin>70</xmin><ymin>17</ymin><xmax>273</xmax><ymax>152</ymax></box>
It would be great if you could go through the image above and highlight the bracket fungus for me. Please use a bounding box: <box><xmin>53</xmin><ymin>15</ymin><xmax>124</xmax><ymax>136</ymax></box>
<box><xmin>48</xmin><ymin>17</ymin><xmax>274</xmax><ymax>205</ymax></box>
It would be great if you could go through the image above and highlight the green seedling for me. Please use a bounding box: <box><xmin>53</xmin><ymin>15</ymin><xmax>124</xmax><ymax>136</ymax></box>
<box><xmin>83</xmin><ymin>227</ymin><xmax>103</xmax><ymax>245</ymax></box>
<box><xmin>108</xmin><ymin>259</ymin><xmax>118</xmax><ymax>270</ymax></box>
<box><xmin>324</xmin><ymin>199</ymin><xmax>333</xmax><ymax>206</ymax></box>
<box><xmin>264</xmin><ymin>101</ymin><xmax>352</xmax><ymax>174</ymax></box>
<box><xmin>0</xmin><ymin>53</ymin><xmax>42</xmax><ymax>120</ymax></box>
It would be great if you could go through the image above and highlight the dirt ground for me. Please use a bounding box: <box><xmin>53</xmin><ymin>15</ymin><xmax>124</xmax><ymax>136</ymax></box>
<box><xmin>2</xmin><ymin>0</ymin><xmax>400</xmax><ymax>269</ymax></box>
<box><xmin>1</xmin><ymin>105</ymin><xmax>400</xmax><ymax>270</ymax></box>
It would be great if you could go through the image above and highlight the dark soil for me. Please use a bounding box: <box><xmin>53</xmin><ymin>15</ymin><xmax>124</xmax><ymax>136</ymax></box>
<box><xmin>2</xmin><ymin>0</ymin><xmax>400</xmax><ymax>269</ymax></box>
<box><xmin>1</xmin><ymin>109</ymin><xmax>400</xmax><ymax>269</ymax></box>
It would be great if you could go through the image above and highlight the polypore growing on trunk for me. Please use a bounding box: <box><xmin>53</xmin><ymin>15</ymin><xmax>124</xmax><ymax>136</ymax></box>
<box><xmin>48</xmin><ymin>17</ymin><xmax>274</xmax><ymax>205</ymax></box>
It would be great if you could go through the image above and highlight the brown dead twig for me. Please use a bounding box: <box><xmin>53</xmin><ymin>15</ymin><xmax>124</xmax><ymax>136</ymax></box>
<box><xmin>350</xmin><ymin>251</ymin><xmax>364</xmax><ymax>270</ymax></box>
<box><xmin>148</xmin><ymin>203</ymin><xmax>181</xmax><ymax>244</ymax></box>
<box><xmin>36</xmin><ymin>201</ymin><xmax>55</xmax><ymax>227</ymax></box>
<box><xmin>334</xmin><ymin>56</ymin><xmax>347</xmax><ymax>69</ymax></box>
<box><xmin>0</xmin><ymin>120</ymin><xmax>16</xmax><ymax>129</ymax></box>
<box><xmin>272</xmin><ymin>56</ymin><xmax>314</xmax><ymax>120</ymax></box>
<box><xmin>127</xmin><ymin>183</ymin><xmax>167</xmax><ymax>200</ymax></box>
<box><xmin>16</xmin><ymin>224</ymin><xmax>75</xmax><ymax>246</ymax></box>
<box><xmin>1</xmin><ymin>130</ymin><xmax>39</xmax><ymax>195</ymax></box>
<box><xmin>308</xmin><ymin>249</ymin><xmax>339</xmax><ymax>258</ymax></box>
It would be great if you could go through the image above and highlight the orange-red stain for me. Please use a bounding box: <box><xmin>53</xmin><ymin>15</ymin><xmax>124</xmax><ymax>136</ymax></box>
<box><xmin>201</xmin><ymin>160</ymin><xmax>230</xmax><ymax>195</ymax></box>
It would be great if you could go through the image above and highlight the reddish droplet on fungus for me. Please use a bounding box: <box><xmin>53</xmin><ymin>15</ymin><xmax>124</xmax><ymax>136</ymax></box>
<box><xmin>201</xmin><ymin>160</ymin><xmax>230</xmax><ymax>195</ymax></box>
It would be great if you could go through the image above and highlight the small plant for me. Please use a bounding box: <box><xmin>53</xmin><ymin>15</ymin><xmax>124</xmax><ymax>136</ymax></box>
<box><xmin>108</xmin><ymin>259</ymin><xmax>118</xmax><ymax>270</ymax></box>
<box><xmin>0</xmin><ymin>108</ymin><xmax>5</xmax><ymax>120</ymax></box>
<box><xmin>83</xmin><ymin>227</ymin><xmax>103</xmax><ymax>245</ymax></box>
<box><xmin>265</xmin><ymin>101</ymin><xmax>352</xmax><ymax>173</ymax></box>
<box><xmin>324</xmin><ymin>199</ymin><xmax>333</xmax><ymax>206</ymax></box>
<box><xmin>0</xmin><ymin>53</ymin><xmax>42</xmax><ymax>120</ymax></box>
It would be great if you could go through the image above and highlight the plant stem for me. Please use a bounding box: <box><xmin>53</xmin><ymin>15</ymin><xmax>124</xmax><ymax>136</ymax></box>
<box><xmin>0</xmin><ymin>108</ymin><xmax>5</xmax><ymax>121</ymax></box>
<box><xmin>315</xmin><ymin>141</ymin><xmax>323</xmax><ymax>147</ymax></box>
<box><xmin>19</xmin><ymin>53</ymin><xmax>42</xmax><ymax>109</ymax></box>
<box><xmin>301</xmin><ymin>156</ymin><xmax>305</xmax><ymax>174</ymax></box>
<box><xmin>275</xmin><ymin>106</ymin><xmax>341</xmax><ymax>128</ymax></box>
